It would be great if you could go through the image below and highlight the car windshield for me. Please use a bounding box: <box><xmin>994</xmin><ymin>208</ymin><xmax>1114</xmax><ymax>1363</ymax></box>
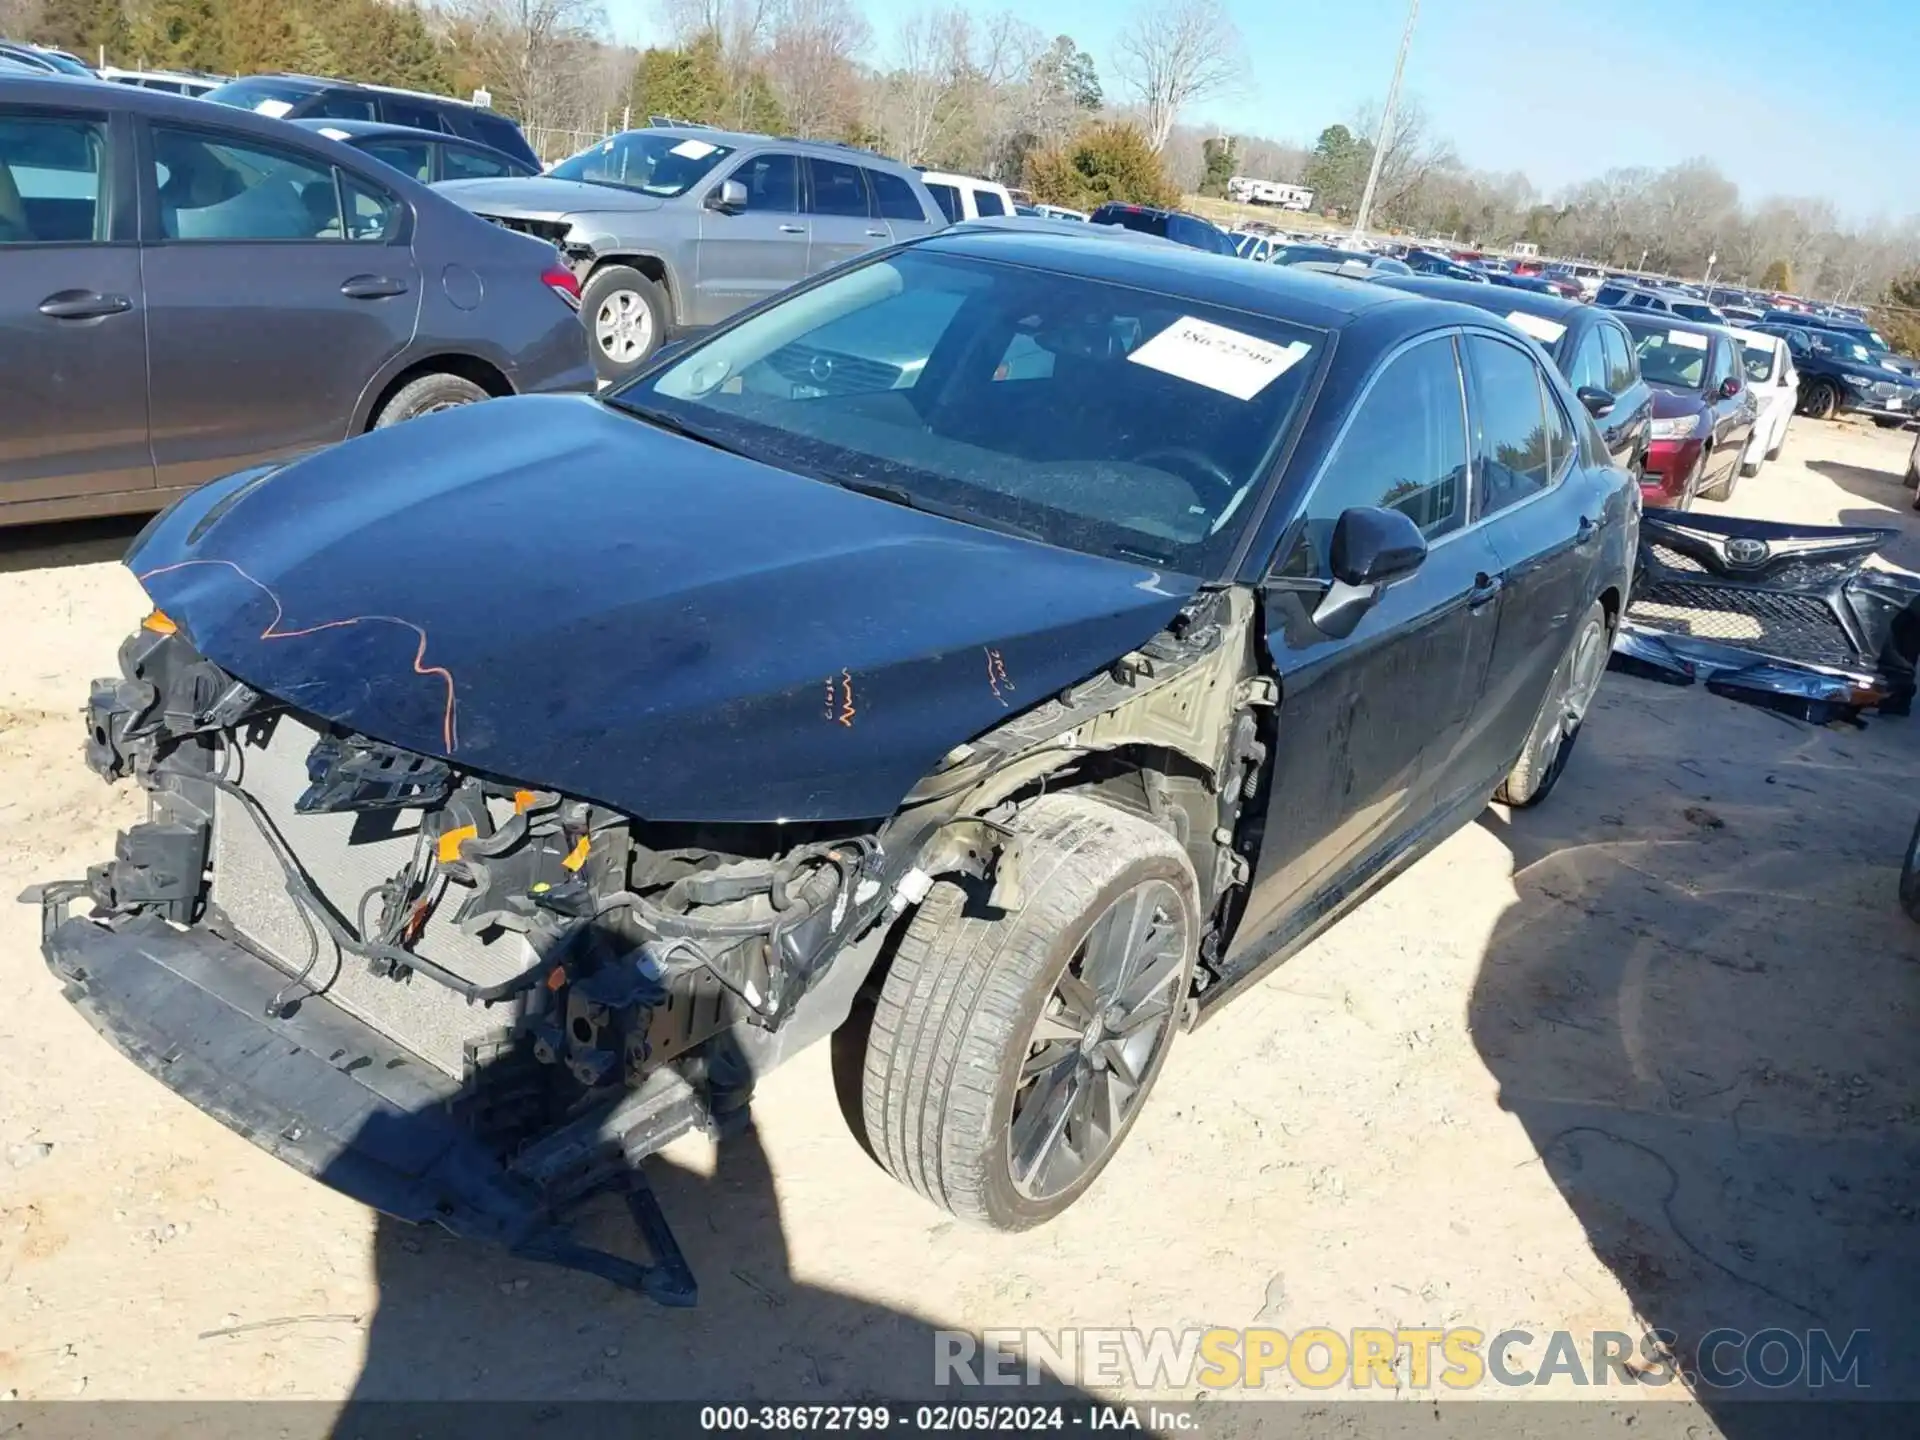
<box><xmin>1814</xmin><ymin>333</ymin><xmax>1876</xmax><ymax>365</ymax></box>
<box><xmin>1626</xmin><ymin>323</ymin><xmax>1710</xmax><ymax>388</ymax></box>
<box><xmin>1741</xmin><ymin>344</ymin><xmax>1776</xmax><ymax>383</ymax></box>
<box><xmin>608</xmin><ymin>249</ymin><xmax>1324</xmax><ymax>572</ymax></box>
<box><xmin>201</xmin><ymin>79</ymin><xmax>315</xmax><ymax>118</ymax></box>
<box><xmin>1096</xmin><ymin>207</ymin><xmax>1168</xmax><ymax>238</ymax></box>
<box><xmin>547</xmin><ymin>132</ymin><xmax>734</xmax><ymax>196</ymax></box>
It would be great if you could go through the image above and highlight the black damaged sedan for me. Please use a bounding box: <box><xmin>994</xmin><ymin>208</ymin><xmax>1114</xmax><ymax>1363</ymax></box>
<box><xmin>35</xmin><ymin>228</ymin><xmax>1636</xmax><ymax>1299</ymax></box>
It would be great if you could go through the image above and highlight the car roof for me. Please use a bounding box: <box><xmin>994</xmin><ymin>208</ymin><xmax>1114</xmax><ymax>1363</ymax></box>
<box><xmin>291</xmin><ymin>117</ymin><xmax>477</xmax><ymax>143</ymax></box>
<box><xmin>918</xmin><ymin>169</ymin><xmax>1008</xmax><ymax>189</ymax></box>
<box><xmin>1613</xmin><ymin>310</ymin><xmax>1729</xmax><ymax>343</ymax></box>
<box><xmin>1373</xmin><ymin>274</ymin><xmax>1593</xmax><ymax>325</ymax></box>
<box><xmin>918</xmin><ymin>226</ymin><xmax>1488</xmax><ymax>339</ymax></box>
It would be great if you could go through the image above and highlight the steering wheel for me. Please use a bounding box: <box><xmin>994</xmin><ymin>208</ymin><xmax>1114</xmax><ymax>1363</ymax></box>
<box><xmin>1132</xmin><ymin>445</ymin><xmax>1238</xmax><ymax>497</ymax></box>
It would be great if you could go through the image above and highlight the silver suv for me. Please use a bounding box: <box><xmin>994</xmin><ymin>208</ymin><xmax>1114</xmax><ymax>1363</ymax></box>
<box><xmin>439</xmin><ymin>126</ymin><xmax>946</xmax><ymax>381</ymax></box>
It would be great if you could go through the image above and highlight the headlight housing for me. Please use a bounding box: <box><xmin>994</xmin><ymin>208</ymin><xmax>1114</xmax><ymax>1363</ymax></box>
<box><xmin>1649</xmin><ymin>414</ymin><xmax>1703</xmax><ymax>440</ymax></box>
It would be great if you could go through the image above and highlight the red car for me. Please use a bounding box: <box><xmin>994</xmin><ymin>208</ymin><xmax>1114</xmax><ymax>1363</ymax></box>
<box><xmin>1616</xmin><ymin>313</ymin><xmax>1759</xmax><ymax>506</ymax></box>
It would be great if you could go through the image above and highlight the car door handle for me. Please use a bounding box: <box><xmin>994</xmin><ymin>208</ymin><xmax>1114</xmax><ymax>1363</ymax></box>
<box><xmin>1467</xmin><ymin>572</ymin><xmax>1504</xmax><ymax>609</ymax></box>
<box><xmin>865</xmin><ymin>228</ymin><xmax>888</xmax><ymax>237</ymax></box>
<box><xmin>340</xmin><ymin>275</ymin><xmax>409</xmax><ymax>300</ymax></box>
<box><xmin>38</xmin><ymin>290</ymin><xmax>131</xmax><ymax>320</ymax></box>
<box><xmin>777</xmin><ymin>224</ymin><xmax>806</xmax><ymax>234</ymax></box>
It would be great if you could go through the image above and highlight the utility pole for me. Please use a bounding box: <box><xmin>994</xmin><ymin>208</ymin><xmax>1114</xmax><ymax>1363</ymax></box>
<box><xmin>1350</xmin><ymin>0</ymin><xmax>1421</xmax><ymax>246</ymax></box>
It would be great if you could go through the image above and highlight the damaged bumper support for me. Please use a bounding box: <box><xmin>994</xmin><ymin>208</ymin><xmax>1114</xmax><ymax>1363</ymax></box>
<box><xmin>1613</xmin><ymin>507</ymin><xmax>1920</xmax><ymax>722</ymax></box>
<box><xmin>34</xmin><ymin>907</ymin><xmax>702</xmax><ymax>1303</ymax></box>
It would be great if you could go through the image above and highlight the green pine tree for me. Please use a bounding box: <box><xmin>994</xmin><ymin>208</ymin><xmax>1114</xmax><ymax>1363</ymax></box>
<box><xmin>128</xmin><ymin>0</ymin><xmax>223</xmax><ymax>72</ymax></box>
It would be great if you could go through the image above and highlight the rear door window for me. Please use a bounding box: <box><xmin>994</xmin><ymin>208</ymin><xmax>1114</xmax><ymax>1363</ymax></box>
<box><xmin>309</xmin><ymin>90</ymin><xmax>377</xmax><ymax>121</ymax></box>
<box><xmin>867</xmin><ymin>168</ymin><xmax>927</xmax><ymax>221</ymax></box>
<box><xmin>924</xmin><ymin>181</ymin><xmax>960</xmax><ymax>222</ymax></box>
<box><xmin>1466</xmin><ymin>333</ymin><xmax>1555</xmax><ymax>519</ymax></box>
<box><xmin>805</xmin><ymin>157</ymin><xmax>869</xmax><ymax>217</ymax></box>
<box><xmin>380</xmin><ymin>98</ymin><xmax>452</xmax><ymax>133</ymax></box>
<box><xmin>359</xmin><ymin>138</ymin><xmax>433</xmax><ymax>183</ymax></box>
<box><xmin>0</xmin><ymin>114</ymin><xmax>110</xmax><ymax>243</ymax></box>
<box><xmin>971</xmin><ymin>187</ymin><xmax>1006</xmax><ymax>217</ymax></box>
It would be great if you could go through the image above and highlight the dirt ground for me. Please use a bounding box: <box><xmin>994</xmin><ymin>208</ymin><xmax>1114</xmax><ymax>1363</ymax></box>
<box><xmin>2</xmin><ymin>416</ymin><xmax>1917</xmax><ymax>1431</ymax></box>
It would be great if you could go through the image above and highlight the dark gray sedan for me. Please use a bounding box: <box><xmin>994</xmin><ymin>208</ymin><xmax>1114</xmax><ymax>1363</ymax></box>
<box><xmin>290</xmin><ymin>117</ymin><xmax>539</xmax><ymax>184</ymax></box>
<box><xmin>0</xmin><ymin>75</ymin><xmax>593</xmax><ymax>528</ymax></box>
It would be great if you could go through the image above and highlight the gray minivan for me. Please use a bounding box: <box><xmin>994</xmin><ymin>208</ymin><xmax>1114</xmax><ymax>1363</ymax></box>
<box><xmin>0</xmin><ymin>75</ymin><xmax>593</xmax><ymax>529</ymax></box>
<box><xmin>438</xmin><ymin>127</ymin><xmax>946</xmax><ymax>381</ymax></box>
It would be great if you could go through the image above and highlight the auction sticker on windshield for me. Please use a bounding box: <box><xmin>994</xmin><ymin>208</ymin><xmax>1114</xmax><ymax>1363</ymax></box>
<box><xmin>1506</xmin><ymin>311</ymin><xmax>1567</xmax><ymax>344</ymax></box>
<box><xmin>1127</xmin><ymin>316</ymin><xmax>1312</xmax><ymax>401</ymax></box>
<box><xmin>1666</xmin><ymin>330</ymin><xmax>1709</xmax><ymax>350</ymax></box>
<box><xmin>671</xmin><ymin>139</ymin><xmax>719</xmax><ymax>160</ymax></box>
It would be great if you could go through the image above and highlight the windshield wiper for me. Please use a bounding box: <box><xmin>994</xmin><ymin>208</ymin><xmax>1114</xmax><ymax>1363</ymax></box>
<box><xmin>604</xmin><ymin>400</ymin><xmax>754</xmax><ymax>458</ymax></box>
<box><xmin>826</xmin><ymin>477</ymin><xmax>1051</xmax><ymax>545</ymax></box>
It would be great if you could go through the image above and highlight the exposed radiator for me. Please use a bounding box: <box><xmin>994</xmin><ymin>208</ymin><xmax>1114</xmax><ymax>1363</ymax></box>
<box><xmin>208</xmin><ymin>713</ymin><xmax>536</xmax><ymax>1077</ymax></box>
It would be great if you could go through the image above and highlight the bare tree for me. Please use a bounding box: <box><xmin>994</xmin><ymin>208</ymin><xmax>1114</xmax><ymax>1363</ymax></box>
<box><xmin>656</xmin><ymin>0</ymin><xmax>778</xmax><ymax>128</ymax></box>
<box><xmin>764</xmin><ymin>0</ymin><xmax>870</xmax><ymax>138</ymax></box>
<box><xmin>450</xmin><ymin>0</ymin><xmax>610</xmax><ymax>147</ymax></box>
<box><xmin>872</xmin><ymin>7</ymin><xmax>974</xmax><ymax>164</ymax></box>
<box><xmin>1110</xmin><ymin>0</ymin><xmax>1242</xmax><ymax>152</ymax></box>
<box><xmin>1347</xmin><ymin>96</ymin><xmax>1456</xmax><ymax>226</ymax></box>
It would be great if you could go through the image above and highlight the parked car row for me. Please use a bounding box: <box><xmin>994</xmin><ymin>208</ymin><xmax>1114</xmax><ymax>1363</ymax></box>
<box><xmin>0</xmin><ymin>73</ymin><xmax>592</xmax><ymax>527</ymax></box>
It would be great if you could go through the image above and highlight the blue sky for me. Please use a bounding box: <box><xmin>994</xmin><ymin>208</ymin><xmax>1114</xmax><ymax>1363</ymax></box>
<box><xmin>604</xmin><ymin>0</ymin><xmax>1920</xmax><ymax>220</ymax></box>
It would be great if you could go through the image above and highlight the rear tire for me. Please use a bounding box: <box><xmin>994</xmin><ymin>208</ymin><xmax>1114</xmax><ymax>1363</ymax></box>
<box><xmin>1496</xmin><ymin>601</ymin><xmax>1610</xmax><ymax>810</ymax></box>
<box><xmin>583</xmin><ymin>264</ymin><xmax>667</xmax><ymax>383</ymax></box>
<box><xmin>861</xmin><ymin>794</ymin><xmax>1199</xmax><ymax>1231</ymax></box>
<box><xmin>1901</xmin><ymin>811</ymin><xmax>1920</xmax><ymax>923</ymax></box>
<box><xmin>372</xmin><ymin>372</ymin><xmax>489</xmax><ymax>428</ymax></box>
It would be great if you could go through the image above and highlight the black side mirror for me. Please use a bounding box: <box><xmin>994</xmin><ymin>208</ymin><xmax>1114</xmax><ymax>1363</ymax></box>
<box><xmin>1312</xmin><ymin>506</ymin><xmax>1428</xmax><ymax>639</ymax></box>
<box><xmin>705</xmin><ymin>178</ymin><xmax>747</xmax><ymax>213</ymax></box>
<box><xmin>1720</xmin><ymin>376</ymin><xmax>1741</xmax><ymax>398</ymax></box>
<box><xmin>1576</xmin><ymin>385</ymin><xmax>1616</xmax><ymax>418</ymax></box>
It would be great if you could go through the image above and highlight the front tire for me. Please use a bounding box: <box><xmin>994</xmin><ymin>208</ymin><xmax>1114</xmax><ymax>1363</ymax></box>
<box><xmin>1803</xmin><ymin>380</ymin><xmax>1840</xmax><ymax>421</ymax></box>
<box><xmin>582</xmin><ymin>264</ymin><xmax>667</xmax><ymax>383</ymax></box>
<box><xmin>862</xmin><ymin>794</ymin><xmax>1199</xmax><ymax>1231</ymax></box>
<box><xmin>372</xmin><ymin>372</ymin><xmax>489</xmax><ymax>428</ymax></box>
<box><xmin>1496</xmin><ymin>601</ymin><xmax>1610</xmax><ymax>809</ymax></box>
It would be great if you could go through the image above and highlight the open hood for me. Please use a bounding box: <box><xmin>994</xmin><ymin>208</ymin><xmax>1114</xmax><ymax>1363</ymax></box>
<box><xmin>129</xmin><ymin>397</ymin><xmax>1196</xmax><ymax>823</ymax></box>
<box><xmin>433</xmin><ymin>177</ymin><xmax>665</xmax><ymax>221</ymax></box>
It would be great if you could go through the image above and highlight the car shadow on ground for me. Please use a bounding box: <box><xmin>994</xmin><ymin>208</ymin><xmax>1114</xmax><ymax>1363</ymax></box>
<box><xmin>329</xmin><ymin>1012</ymin><xmax>1090</xmax><ymax>1409</ymax></box>
<box><xmin>0</xmin><ymin>514</ymin><xmax>146</xmax><ymax>576</ymax></box>
<box><xmin>1469</xmin><ymin>681</ymin><xmax>1920</xmax><ymax>1431</ymax></box>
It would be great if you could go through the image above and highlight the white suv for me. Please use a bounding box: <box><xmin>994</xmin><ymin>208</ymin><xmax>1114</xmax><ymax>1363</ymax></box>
<box><xmin>917</xmin><ymin>169</ymin><xmax>1015</xmax><ymax>223</ymax></box>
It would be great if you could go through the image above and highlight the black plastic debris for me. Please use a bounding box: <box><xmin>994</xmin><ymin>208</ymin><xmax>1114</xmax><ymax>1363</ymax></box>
<box><xmin>1613</xmin><ymin>507</ymin><xmax>1920</xmax><ymax>721</ymax></box>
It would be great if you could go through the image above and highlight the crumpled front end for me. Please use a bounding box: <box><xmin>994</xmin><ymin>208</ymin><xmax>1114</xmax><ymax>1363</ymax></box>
<box><xmin>1614</xmin><ymin>508</ymin><xmax>1920</xmax><ymax>722</ymax></box>
<box><xmin>31</xmin><ymin>616</ymin><xmax>911</xmax><ymax>1302</ymax></box>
